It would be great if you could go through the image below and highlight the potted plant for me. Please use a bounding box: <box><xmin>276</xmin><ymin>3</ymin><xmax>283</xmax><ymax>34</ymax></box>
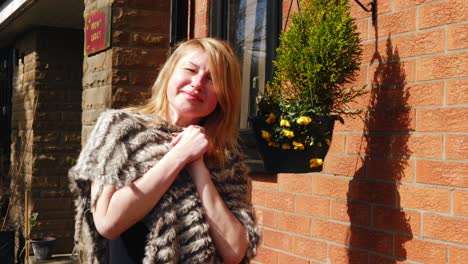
<box><xmin>252</xmin><ymin>0</ymin><xmax>365</xmax><ymax>173</ymax></box>
<box><xmin>28</xmin><ymin>212</ymin><xmax>57</xmax><ymax>261</ymax></box>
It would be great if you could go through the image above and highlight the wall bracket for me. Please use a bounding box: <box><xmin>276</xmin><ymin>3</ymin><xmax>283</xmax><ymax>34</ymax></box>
<box><xmin>354</xmin><ymin>0</ymin><xmax>377</xmax><ymax>26</ymax></box>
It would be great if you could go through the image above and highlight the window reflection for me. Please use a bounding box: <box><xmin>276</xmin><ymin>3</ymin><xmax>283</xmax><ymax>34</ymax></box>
<box><xmin>227</xmin><ymin>0</ymin><xmax>268</xmax><ymax>128</ymax></box>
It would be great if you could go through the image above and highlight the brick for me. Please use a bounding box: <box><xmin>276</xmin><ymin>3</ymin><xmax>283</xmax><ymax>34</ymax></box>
<box><xmin>394</xmin><ymin>30</ymin><xmax>445</xmax><ymax>58</ymax></box>
<box><xmin>295</xmin><ymin>195</ymin><xmax>330</xmax><ymax>218</ymax></box>
<box><xmin>361</xmin><ymin>40</ymin><xmax>383</xmax><ymax>65</ymax></box>
<box><xmin>377</xmin><ymin>9</ymin><xmax>416</xmax><ymax>38</ymax></box>
<box><xmin>334</xmin><ymin>112</ymin><xmax>366</xmax><ymax>132</ymax></box>
<box><xmin>255</xmin><ymin>207</ymin><xmax>277</xmax><ymax>228</ymax></box>
<box><xmin>34</xmin><ymin>198</ymin><xmax>73</xmax><ymax>211</ymax></box>
<box><xmin>293</xmin><ymin>236</ymin><xmax>327</xmax><ymax>261</ymax></box>
<box><xmin>112</xmin><ymin>8</ymin><xmax>170</xmax><ymax>33</ymax></box>
<box><xmin>446</xmin><ymin>79</ymin><xmax>468</xmax><ymax>105</ymax></box>
<box><xmin>448</xmin><ymin>23</ymin><xmax>468</xmax><ymax>50</ymax></box>
<box><xmin>365</xmin><ymin>157</ymin><xmax>415</xmax><ymax>182</ymax></box>
<box><xmin>278</xmin><ymin>174</ymin><xmax>312</xmax><ymax>194</ymax></box>
<box><xmin>112</xmin><ymin>47</ymin><xmax>167</xmax><ymax>69</ymax></box>
<box><xmin>399</xmin><ymin>184</ymin><xmax>450</xmax><ymax>212</ymax></box>
<box><xmin>423</xmin><ymin>214</ymin><xmax>468</xmax><ymax>244</ymax></box>
<box><xmin>419</xmin><ymin>0</ymin><xmax>468</xmax><ymax>29</ymax></box>
<box><xmin>277</xmin><ymin>213</ymin><xmax>310</xmax><ymax>236</ymax></box>
<box><xmin>367</xmin><ymin>108</ymin><xmax>416</xmax><ymax>132</ymax></box>
<box><xmin>263</xmin><ymin>230</ymin><xmax>293</xmax><ymax>251</ymax></box>
<box><xmin>368</xmin><ymin>254</ymin><xmax>407</xmax><ymax>264</ymax></box>
<box><xmin>252</xmin><ymin>188</ymin><xmax>268</xmax><ymax>207</ymax></box>
<box><xmin>82</xmin><ymin>86</ymin><xmax>111</xmax><ymax>110</ymax></box>
<box><xmin>417</xmin><ymin>53</ymin><xmax>468</xmax><ymax>81</ymax></box>
<box><xmin>348</xmin><ymin>65</ymin><xmax>368</xmax><ymax>88</ymax></box>
<box><xmin>112</xmin><ymin>69</ymin><xmax>130</xmax><ymax>85</ymax></box>
<box><xmin>416</xmin><ymin>160</ymin><xmax>468</xmax><ymax>187</ymax></box>
<box><xmin>328</xmin><ymin>133</ymin><xmax>345</xmax><ymax>154</ymax></box>
<box><xmin>312</xmin><ymin>175</ymin><xmax>350</xmax><ymax>199</ymax></box>
<box><xmin>369</xmin><ymin>60</ymin><xmax>417</xmax><ymax>87</ymax></box>
<box><xmin>112</xmin><ymin>30</ymin><xmax>130</xmax><ymax>46</ymax></box>
<box><xmin>407</xmin><ymin>82</ymin><xmax>444</xmax><ymax>107</ymax></box>
<box><xmin>373</xmin><ymin>206</ymin><xmax>420</xmax><ymax>235</ymax></box>
<box><xmin>446</xmin><ymin>134</ymin><xmax>468</xmax><ymax>160</ymax></box>
<box><xmin>265</xmin><ymin>191</ymin><xmax>295</xmax><ymax>212</ymax></box>
<box><xmin>346</xmin><ymin>134</ymin><xmax>391</xmax><ymax>156</ymax></box>
<box><xmin>84</xmin><ymin>50</ymin><xmax>111</xmax><ymax>73</ymax></box>
<box><xmin>450</xmin><ymin>246</ymin><xmax>468</xmax><ymax>264</ymax></box>
<box><xmin>253</xmin><ymin>246</ymin><xmax>278</xmax><ymax>264</ymax></box>
<box><xmin>251</xmin><ymin>174</ymin><xmax>279</xmax><ymax>190</ymax></box>
<box><xmin>349</xmin><ymin>180</ymin><xmax>396</xmax><ymax>206</ymax></box>
<box><xmin>365</xmin><ymin>86</ymin><xmax>413</xmax><ymax>110</ymax></box>
<box><xmin>331</xmin><ymin>200</ymin><xmax>370</xmax><ymax>226</ymax></box>
<box><xmin>328</xmin><ymin>244</ymin><xmax>368</xmax><ymax>264</ymax></box>
<box><xmin>349</xmin><ymin>226</ymin><xmax>393</xmax><ymax>255</ymax></box>
<box><xmin>395</xmin><ymin>133</ymin><xmax>443</xmax><ymax>158</ymax></box>
<box><xmin>355</xmin><ymin>19</ymin><xmax>369</xmax><ymax>41</ymax></box>
<box><xmin>129</xmin><ymin>71</ymin><xmax>158</xmax><ymax>86</ymax></box>
<box><xmin>417</xmin><ymin>108</ymin><xmax>468</xmax><ymax>133</ymax></box>
<box><xmin>277</xmin><ymin>252</ymin><xmax>308</xmax><ymax>264</ymax></box>
<box><xmin>394</xmin><ymin>0</ymin><xmax>435</xmax><ymax>11</ymax></box>
<box><xmin>453</xmin><ymin>191</ymin><xmax>468</xmax><ymax>217</ymax></box>
<box><xmin>350</xmin><ymin>1</ymin><xmax>373</xmax><ymax>20</ymax></box>
<box><xmin>311</xmin><ymin>218</ymin><xmax>349</xmax><ymax>244</ymax></box>
<box><xmin>322</xmin><ymin>155</ymin><xmax>364</xmax><ymax>177</ymax></box>
<box><xmin>347</xmin><ymin>91</ymin><xmax>371</xmax><ymax>117</ymax></box>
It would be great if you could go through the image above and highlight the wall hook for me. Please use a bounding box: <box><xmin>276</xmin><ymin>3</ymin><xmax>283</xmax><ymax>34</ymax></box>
<box><xmin>354</xmin><ymin>0</ymin><xmax>377</xmax><ymax>26</ymax></box>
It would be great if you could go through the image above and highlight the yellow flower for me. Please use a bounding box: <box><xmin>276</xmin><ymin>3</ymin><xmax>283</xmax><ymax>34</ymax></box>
<box><xmin>309</xmin><ymin>158</ymin><xmax>323</xmax><ymax>168</ymax></box>
<box><xmin>282</xmin><ymin>129</ymin><xmax>294</xmax><ymax>138</ymax></box>
<box><xmin>268</xmin><ymin>141</ymin><xmax>279</xmax><ymax>148</ymax></box>
<box><xmin>281</xmin><ymin>143</ymin><xmax>291</xmax><ymax>150</ymax></box>
<box><xmin>280</xmin><ymin>119</ymin><xmax>291</xmax><ymax>127</ymax></box>
<box><xmin>266</xmin><ymin>113</ymin><xmax>276</xmax><ymax>124</ymax></box>
<box><xmin>292</xmin><ymin>141</ymin><xmax>304</xmax><ymax>150</ymax></box>
<box><xmin>296</xmin><ymin>116</ymin><xmax>312</xmax><ymax>125</ymax></box>
<box><xmin>261</xmin><ymin>130</ymin><xmax>271</xmax><ymax>141</ymax></box>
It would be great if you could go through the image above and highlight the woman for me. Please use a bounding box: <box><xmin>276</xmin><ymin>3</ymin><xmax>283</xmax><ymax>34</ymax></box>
<box><xmin>69</xmin><ymin>38</ymin><xmax>259</xmax><ymax>263</ymax></box>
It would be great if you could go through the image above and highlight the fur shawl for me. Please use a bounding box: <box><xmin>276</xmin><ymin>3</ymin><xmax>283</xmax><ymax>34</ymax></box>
<box><xmin>69</xmin><ymin>110</ymin><xmax>259</xmax><ymax>263</ymax></box>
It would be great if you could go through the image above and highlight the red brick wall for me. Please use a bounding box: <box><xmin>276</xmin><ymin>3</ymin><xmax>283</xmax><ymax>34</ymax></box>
<box><xmin>249</xmin><ymin>0</ymin><xmax>468</xmax><ymax>263</ymax></box>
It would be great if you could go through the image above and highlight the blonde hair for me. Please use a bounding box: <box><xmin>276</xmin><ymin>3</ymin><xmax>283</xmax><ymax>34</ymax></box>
<box><xmin>127</xmin><ymin>38</ymin><xmax>242</xmax><ymax>167</ymax></box>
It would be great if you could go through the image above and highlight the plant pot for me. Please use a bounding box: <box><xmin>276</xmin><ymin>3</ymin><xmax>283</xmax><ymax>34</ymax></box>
<box><xmin>0</xmin><ymin>230</ymin><xmax>15</xmax><ymax>263</ymax></box>
<box><xmin>252</xmin><ymin>116</ymin><xmax>335</xmax><ymax>173</ymax></box>
<box><xmin>31</xmin><ymin>237</ymin><xmax>56</xmax><ymax>260</ymax></box>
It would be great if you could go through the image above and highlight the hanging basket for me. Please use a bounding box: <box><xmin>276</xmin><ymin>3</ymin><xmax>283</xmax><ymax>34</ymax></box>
<box><xmin>251</xmin><ymin>116</ymin><xmax>335</xmax><ymax>173</ymax></box>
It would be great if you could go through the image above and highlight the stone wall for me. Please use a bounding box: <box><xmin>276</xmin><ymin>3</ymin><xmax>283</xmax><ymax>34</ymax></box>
<box><xmin>82</xmin><ymin>0</ymin><xmax>170</xmax><ymax>142</ymax></box>
<box><xmin>9</xmin><ymin>30</ymin><xmax>37</xmax><ymax>242</ymax></box>
<box><xmin>10</xmin><ymin>27</ymin><xmax>83</xmax><ymax>254</ymax></box>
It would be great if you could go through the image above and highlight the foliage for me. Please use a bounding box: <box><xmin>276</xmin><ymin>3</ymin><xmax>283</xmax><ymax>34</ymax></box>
<box><xmin>256</xmin><ymin>0</ymin><xmax>365</xmax><ymax>152</ymax></box>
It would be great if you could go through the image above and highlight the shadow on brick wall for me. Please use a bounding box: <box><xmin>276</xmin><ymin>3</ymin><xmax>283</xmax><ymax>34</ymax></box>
<box><xmin>346</xmin><ymin>36</ymin><xmax>413</xmax><ymax>263</ymax></box>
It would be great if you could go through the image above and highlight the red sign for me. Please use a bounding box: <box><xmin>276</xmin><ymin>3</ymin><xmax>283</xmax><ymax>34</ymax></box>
<box><xmin>84</xmin><ymin>6</ymin><xmax>111</xmax><ymax>56</ymax></box>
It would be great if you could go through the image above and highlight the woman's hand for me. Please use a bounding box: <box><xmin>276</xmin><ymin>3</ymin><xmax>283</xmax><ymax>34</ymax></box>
<box><xmin>170</xmin><ymin>125</ymin><xmax>210</xmax><ymax>163</ymax></box>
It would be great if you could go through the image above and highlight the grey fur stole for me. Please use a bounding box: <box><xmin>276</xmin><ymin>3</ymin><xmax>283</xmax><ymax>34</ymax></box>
<box><xmin>68</xmin><ymin>110</ymin><xmax>259</xmax><ymax>263</ymax></box>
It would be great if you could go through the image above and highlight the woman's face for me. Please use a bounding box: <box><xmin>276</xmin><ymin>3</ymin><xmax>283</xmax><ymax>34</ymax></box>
<box><xmin>166</xmin><ymin>48</ymin><xmax>218</xmax><ymax>127</ymax></box>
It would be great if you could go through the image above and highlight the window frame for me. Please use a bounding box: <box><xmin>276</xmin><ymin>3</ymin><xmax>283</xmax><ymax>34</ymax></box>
<box><xmin>210</xmin><ymin>0</ymin><xmax>282</xmax><ymax>172</ymax></box>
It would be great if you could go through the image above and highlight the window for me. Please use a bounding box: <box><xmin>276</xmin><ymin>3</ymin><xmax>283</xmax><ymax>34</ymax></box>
<box><xmin>171</xmin><ymin>0</ymin><xmax>191</xmax><ymax>46</ymax></box>
<box><xmin>210</xmin><ymin>0</ymin><xmax>282</xmax><ymax>129</ymax></box>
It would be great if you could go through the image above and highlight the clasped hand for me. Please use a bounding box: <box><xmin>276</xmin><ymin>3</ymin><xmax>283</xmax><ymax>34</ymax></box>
<box><xmin>170</xmin><ymin>125</ymin><xmax>210</xmax><ymax>164</ymax></box>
